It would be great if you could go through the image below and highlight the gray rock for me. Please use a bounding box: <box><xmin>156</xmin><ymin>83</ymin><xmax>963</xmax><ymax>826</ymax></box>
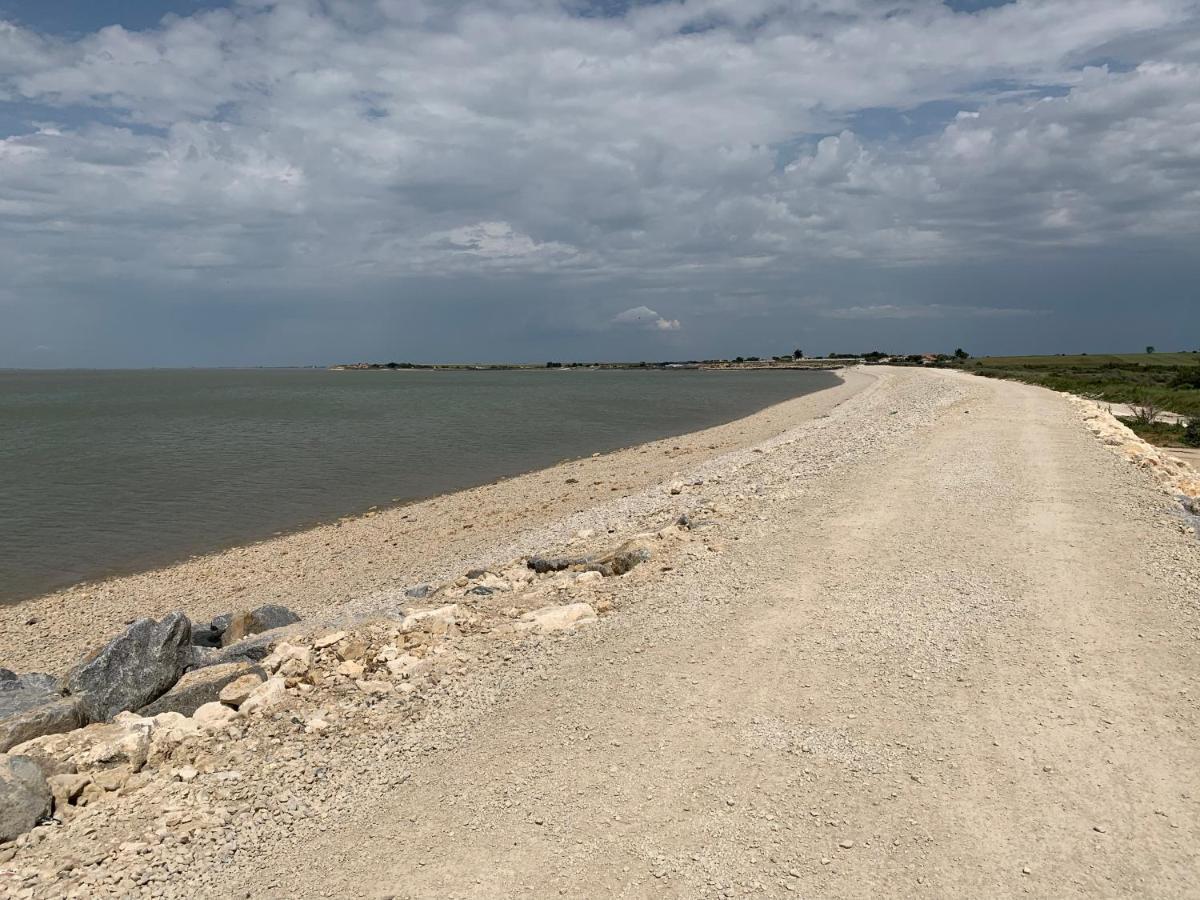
<box><xmin>0</xmin><ymin>670</ymin><xmax>59</xmax><ymax>721</ymax></box>
<box><xmin>220</xmin><ymin>604</ymin><xmax>300</xmax><ymax>646</ymax></box>
<box><xmin>527</xmin><ymin>555</ymin><xmax>589</xmax><ymax>574</ymax></box>
<box><xmin>404</xmin><ymin>584</ymin><xmax>434</xmax><ymax>599</ymax></box>
<box><xmin>189</xmin><ymin>622</ymin><xmax>224</xmax><ymax>648</ymax></box>
<box><xmin>60</xmin><ymin>612</ymin><xmax>192</xmax><ymax>723</ymax></box>
<box><xmin>0</xmin><ymin>697</ymin><xmax>85</xmax><ymax>754</ymax></box>
<box><xmin>139</xmin><ymin>661</ymin><xmax>267</xmax><ymax>717</ymax></box>
<box><xmin>187</xmin><ymin>632</ymin><xmax>278</xmax><ymax>670</ymax></box>
<box><xmin>0</xmin><ymin>754</ymin><xmax>52</xmax><ymax>842</ymax></box>
<box><xmin>211</xmin><ymin>613</ymin><xmax>232</xmax><ymax>633</ymax></box>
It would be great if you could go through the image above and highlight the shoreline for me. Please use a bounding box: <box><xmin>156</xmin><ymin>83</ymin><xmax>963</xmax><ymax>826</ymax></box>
<box><xmin>1</xmin><ymin>368</ymin><xmax>871</xmax><ymax>674</ymax></box>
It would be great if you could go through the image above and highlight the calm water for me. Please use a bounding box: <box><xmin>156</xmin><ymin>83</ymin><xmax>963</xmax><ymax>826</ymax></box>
<box><xmin>0</xmin><ymin>368</ymin><xmax>837</xmax><ymax>603</ymax></box>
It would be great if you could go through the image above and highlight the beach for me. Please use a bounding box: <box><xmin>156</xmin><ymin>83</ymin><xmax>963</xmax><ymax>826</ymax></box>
<box><xmin>3</xmin><ymin>366</ymin><xmax>1199</xmax><ymax>898</ymax></box>
<box><xmin>0</xmin><ymin>369</ymin><xmax>866</xmax><ymax>674</ymax></box>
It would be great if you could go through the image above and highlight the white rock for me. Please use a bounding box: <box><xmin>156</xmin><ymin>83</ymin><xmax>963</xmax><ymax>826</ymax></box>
<box><xmin>239</xmin><ymin>677</ymin><xmax>287</xmax><ymax>716</ymax></box>
<box><xmin>218</xmin><ymin>672</ymin><xmax>266</xmax><ymax>707</ymax></box>
<box><xmin>400</xmin><ymin>604</ymin><xmax>461</xmax><ymax>634</ymax></box>
<box><xmin>521</xmin><ymin>603</ymin><xmax>598</xmax><ymax>632</ymax></box>
<box><xmin>575</xmin><ymin>571</ymin><xmax>603</xmax><ymax>584</ymax></box>
<box><xmin>337</xmin><ymin>661</ymin><xmax>365</xmax><ymax>679</ymax></box>
<box><xmin>472</xmin><ymin>573</ymin><xmax>510</xmax><ymax>592</ymax></box>
<box><xmin>278</xmin><ymin>656</ymin><xmax>310</xmax><ymax>678</ymax></box>
<box><xmin>192</xmin><ymin>702</ymin><xmax>238</xmax><ymax>730</ymax></box>
<box><xmin>384</xmin><ymin>654</ymin><xmax>424</xmax><ymax>677</ymax></box>
<box><xmin>355</xmin><ymin>679</ymin><xmax>394</xmax><ymax>696</ymax></box>
<box><xmin>312</xmin><ymin>631</ymin><xmax>347</xmax><ymax>650</ymax></box>
<box><xmin>260</xmin><ymin>642</ymin><xmax>311</xmax><ymax>674</ymax></box>
<box><xmin>668</xmin><ymin>481</ymin><xmax>685</xmax><ymax>495</ymax></box>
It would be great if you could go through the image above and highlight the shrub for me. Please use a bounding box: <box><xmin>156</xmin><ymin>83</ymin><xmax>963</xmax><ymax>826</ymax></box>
<box><xmin>1185</xmin><ymin>419</ymin><xmax>1200</xmax><ymax>448</ymax></box>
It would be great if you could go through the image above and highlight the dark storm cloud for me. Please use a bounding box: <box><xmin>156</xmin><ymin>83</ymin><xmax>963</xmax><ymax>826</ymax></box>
<box><xmin>1</xmin><ymin>0</ymin><xmax>1198</xmax><ymax>365</ymax></box>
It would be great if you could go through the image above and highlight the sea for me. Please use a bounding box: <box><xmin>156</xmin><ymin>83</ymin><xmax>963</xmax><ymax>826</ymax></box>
<box><xmin>0</xmin><ymin>367</ymin><xmax>838</xmax><ymax>603</ymax></box>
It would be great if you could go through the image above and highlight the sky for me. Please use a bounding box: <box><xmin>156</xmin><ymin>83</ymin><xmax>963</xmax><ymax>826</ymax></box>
<box><xmin>1</xmin><ymin>0</ymin><xmax>1198</xmax><ymax>366</ymax></box>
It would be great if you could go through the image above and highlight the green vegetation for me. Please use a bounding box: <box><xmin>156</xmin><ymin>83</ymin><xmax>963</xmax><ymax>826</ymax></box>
<box><xmin>958</xmin><ymin>352</ymin><xmax>1200</xmax><ymax>418</ymax></box>
<box><xmin>1119</xmin><ymin>419</ymin><xmax>1194</xmax><ymax>447</ymax></box>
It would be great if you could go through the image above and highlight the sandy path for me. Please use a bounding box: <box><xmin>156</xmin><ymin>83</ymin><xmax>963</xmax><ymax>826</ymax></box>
<box><xmin>212</xmin><ymin>368</ymin><xmax>1197</xmax><ymax>898</ymax></box>
<box><xmin>7</xmin><ymin>367</ymin><xmax>1199</xmax><ymax>898</ymax></box>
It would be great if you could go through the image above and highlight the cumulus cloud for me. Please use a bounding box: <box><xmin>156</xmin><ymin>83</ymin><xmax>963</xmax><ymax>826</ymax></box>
<box><xmin>613</xmin><ymin>306</ymin><xmax>681</xmax><ymax>331</ymax></box>
<box><xmin>0</xmin><ymin>0</ymin><xmax>1198</xmax><ymax>363</ymax></box>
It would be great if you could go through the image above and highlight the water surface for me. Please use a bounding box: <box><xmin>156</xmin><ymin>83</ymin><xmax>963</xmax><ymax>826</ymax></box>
<box><xmin>0</xmin><ymin>368</ymin><xmax>837</xmax><ymax>602</ymax></box>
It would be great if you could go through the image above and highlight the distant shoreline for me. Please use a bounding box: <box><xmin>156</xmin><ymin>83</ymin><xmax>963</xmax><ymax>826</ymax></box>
<box><xmin>329</xmin><ymin>360</ymin><xmax>851</xmax><ymax>371</ymax></box>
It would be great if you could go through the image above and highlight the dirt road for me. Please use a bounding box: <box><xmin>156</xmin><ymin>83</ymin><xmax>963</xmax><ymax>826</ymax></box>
<box><xmin>218</xmin><ymin>368</ymin><xmax>1199</xmax><ymax>898</ymax></box>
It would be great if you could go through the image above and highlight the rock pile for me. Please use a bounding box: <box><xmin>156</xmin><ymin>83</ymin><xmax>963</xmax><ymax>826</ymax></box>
<box><xmin>0</xmin><ymin>602</ymin><xmax>308</xmax><ymax>845</ymax></box>
<box><xmin>1070</xmin><ymin>397</ymin><xmax>1200</xmax><ymax>511</ymax></box>
<box><xmin>0</xmin><ymin>517</ymin><xmax>703</xmax><ymax>850</ymax></box>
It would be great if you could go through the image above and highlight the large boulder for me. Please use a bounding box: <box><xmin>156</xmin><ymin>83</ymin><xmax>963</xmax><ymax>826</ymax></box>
<box><xmin>0</xmin><ymin>697</ymin><xmax>85</xmax><ymax>754</ymax></box>
<box><xmin>60</xmin><ymin>612</ymin><xmax>191</xmax><ymax>723</ymax></box>
<box><xmin>0</xmin><ymin>669</ymin><xmax>59</xmax><ymax>721</ymax></box>
<box><xmin>0</xmin><ymin>754</ymin><xmax>52</xmax><ymax>842</ymax></box>
<box><xmin>138</xmin><ymin>661</ymin><xmax>266</xmax><ymax>717</ymax></box>
<box><xmin>220</xmin><ymin>605</ymin><xmax>300</xmax><ymax>646</ymax></box>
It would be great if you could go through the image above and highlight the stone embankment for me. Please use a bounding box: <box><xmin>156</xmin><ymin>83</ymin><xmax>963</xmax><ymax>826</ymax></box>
<box><xmin>1068</xmin><ymin>396</ymin><xmax>1200</xmax><ymax>517</ymax></box>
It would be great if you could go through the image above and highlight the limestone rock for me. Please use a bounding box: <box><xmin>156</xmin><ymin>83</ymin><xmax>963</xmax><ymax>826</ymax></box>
<box><xmin>220</xmin><ymin>604</ymin><xmax>300</xmax><ymax>646</ymax></box>
<box><xmin>10</xmin><ymin>717</ymin><xmax>152</xmax><ymax>782</ymax></box>
<box><xmin>355</xmin><ymin>679</ymin><xmax>394</xmax><ymax>695</ymax></box>
<box><xmin>139</xmin><ymin>661</ymin><xmax>265</xmax><ymax>717</ymax></box>
<box><xmin>0</xmin><ymin>754</ymin><xmax>51</xmax><ymax>842</ymax></box>
<box><xmin>336</xmin><ymin>661</ymin><xmax>365</xmax><ymax>679</ymax></box>
<box><xmin>260</xmin><ymin>642</ymin><xmax>311</xmax><ymax>674</ymax></box>
<box><xmin>400</xmin><ymin>604</ymin><xmax>461</xmax><ymax>635</ymax></box>
<box><xmin>61</xmin><ymin>612</ymin><xmax>192</xmax><ymax>722</ymax></box>
<box><xmin>312</xmin><ymin>631</ymin><xmax>347</xmax><ymax>650</ymax></box>
<box><xmin>0</xmin><ymin>697</ymin><xmax>86</xmax><ymax>754</ymax></box>
<box><xmin>218</xmin><ymin>672</ymin><xmax>266</xmax><ymax>707</ymax></box>
<box><xmin>336</xmin><ymin>640</ymin><xmax>368</xmax><ymax>662</ymax></box>
<box><xmin>192</xmin><ymin>702</ymin><xmax>238</xmax><ymax>730</ymax></box>
<box><xmin>47</xmin><ymin>772</ymin><xmax>91</xmax><ymax>815</ymax></box>
<box><xmin>239</xmin><ymin>677</ymin><xmax>287</xmax><ymax>715</ymax></box>
<box><xmin>384</xmin><ymin>652</ymin><xmax>432</xmax><ymax>681</ymax></box>
<box><xmin>521</xmin><ymin>603</ymin><xmax>598</xmax><ymax>632</ymax></box>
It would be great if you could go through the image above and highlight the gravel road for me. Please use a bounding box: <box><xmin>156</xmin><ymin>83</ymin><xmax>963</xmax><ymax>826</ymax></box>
<box><xmin>6</xmin><ymin>367</ymin><xmax>1199</xmax><ymax>898</ymax></box>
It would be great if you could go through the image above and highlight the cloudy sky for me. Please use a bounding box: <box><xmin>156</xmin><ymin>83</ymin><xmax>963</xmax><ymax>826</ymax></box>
<box><xmin>1</xmin><ymin>0</ymin><xmax>1198</xmax><ymax>366</ymax></box>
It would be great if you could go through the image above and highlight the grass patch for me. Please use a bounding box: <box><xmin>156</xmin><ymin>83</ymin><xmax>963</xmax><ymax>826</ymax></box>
<box><xmin>1118</xmin><ymin>418</ymin><xmax>1190</xmax><ymax>447</ymax></box>
<box><xmin>957</xmin><ymin>352</ymin><xmax>1200</xmax><ymax>418</ymax></box>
